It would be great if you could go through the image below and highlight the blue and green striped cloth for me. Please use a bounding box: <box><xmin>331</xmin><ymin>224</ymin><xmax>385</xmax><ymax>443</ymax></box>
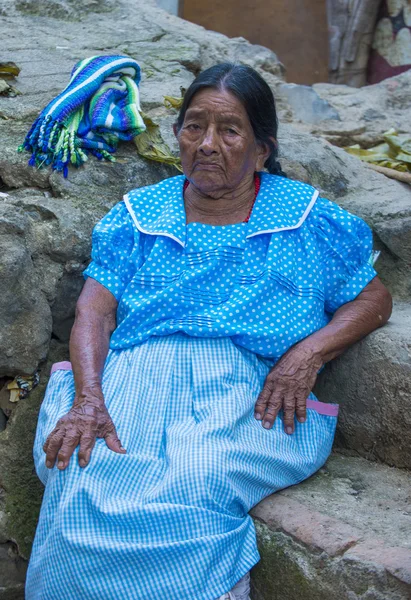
<box><xmin>19</xmin><ymin>55</ymin><xmax>146</xmax><ymax>177</ymax></box>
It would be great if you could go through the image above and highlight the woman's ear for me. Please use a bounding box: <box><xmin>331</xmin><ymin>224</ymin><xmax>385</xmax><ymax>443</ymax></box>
<box><xmin>173</xmin><ymin>123</ymin><xmax>178</xmax><ymax>138</ymax></box>
<box><xmin>256</xmin><ymin>139</ymin><xmax>273</xmax><ymax>171</ymax></box>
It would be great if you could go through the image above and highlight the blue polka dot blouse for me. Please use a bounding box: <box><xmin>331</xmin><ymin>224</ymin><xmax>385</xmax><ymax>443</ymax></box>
<box><xmin>84</xmin><ymin>173</ymin><xmax>377</xmax><ymax>360</ymax></box>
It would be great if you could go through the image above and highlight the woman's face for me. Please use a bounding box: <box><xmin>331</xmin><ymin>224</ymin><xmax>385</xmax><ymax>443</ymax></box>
<box><xmin>176</xmin><ymin>88</ymin><xmax>269</xmax><ymax>195</ymax></box>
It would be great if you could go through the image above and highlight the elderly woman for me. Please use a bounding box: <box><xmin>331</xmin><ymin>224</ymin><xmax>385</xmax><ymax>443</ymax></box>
<box><xmin>27</xmin><ymin>63</ymin><xmax>392</xmax><ymax>600</ymax></box>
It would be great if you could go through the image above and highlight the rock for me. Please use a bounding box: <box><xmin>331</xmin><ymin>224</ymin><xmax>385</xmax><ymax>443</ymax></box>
<box><xmin>376</xmin><ymin>216</ymin><xmax>411</xmax><ymax>264</ymax></box>
<box><xmin>0</xmin><ymin>383</ymin><xmax>46</xmax><ymax>560</ymax></box>
<box><xmin>51</xmin><ymin>271</ymin><xmax>85</xmax><ymax>342</ymax></box>
<box><xmin>0</xmin><ymin>543</ymin><xmax>26</xmax><ymax>600</ymax></box>
<box><xmin>251</xmin><ymin>453</ymin><xmax>411</xmax><ymax>600</ymax></box>
<box><xmin>0</xmin><ymin>340</ymin><xmax>69</xmax><ymax>561</ymax></box>
<box><xmin>280</xmin><ymin>83</ymin><xmax>341</xmax><ymax>124</ymax></box>
<box><xmin>15</xmin><ymin>0</ymin><xmax>116</xmax><ymax>19</ymax></box>
<box><xmin>298</xmin><ymin>70</ymin><xmax>411</xmax><ymax>147</ymax></box>
<box><xmin>315</xmin><ymin>303</ymin><xmax>411</xmax><ymax>470</ymax></box>
<box><xmin>0</xmin><ymin>204</ymin><xmax>52</xmax><ymax>377</ymax></box>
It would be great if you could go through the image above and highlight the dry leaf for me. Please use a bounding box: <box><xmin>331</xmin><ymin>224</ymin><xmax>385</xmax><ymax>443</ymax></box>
<box><xmin>164</xmin><ymin>95</ymin><xmax>184</xmax><ymax>110</ymax></box>
<box><xmin>0</xmin><ymin>61</ymin><xmax>20</xmax><ymax>78</ymax></box>
<box><xmin>134</xmin><ymin>114</ymin><xmax>182</xmax><ymax>171</ymax></box>
<box><xmin>344</xmin><ymin>129</ymin><xmax>411</xmax><ymax>173</ymax></box>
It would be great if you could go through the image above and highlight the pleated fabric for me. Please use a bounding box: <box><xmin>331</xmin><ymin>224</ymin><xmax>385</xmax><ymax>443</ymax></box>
<box><xmin>27</xmin><ymin>334</ymin><xmax>337</xmax><ymax>600</ymax></box>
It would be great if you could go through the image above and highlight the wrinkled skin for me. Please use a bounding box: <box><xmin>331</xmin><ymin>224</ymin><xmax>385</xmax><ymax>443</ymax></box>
<box><xmin>254</xmin><ymin>343</ymin><xmax>323</xmax><ymax>433</ymax></box>
<box><xmin>44</xmin><ymin>386</ymin><xmax>125</xmax><ymax>470</ymax></box>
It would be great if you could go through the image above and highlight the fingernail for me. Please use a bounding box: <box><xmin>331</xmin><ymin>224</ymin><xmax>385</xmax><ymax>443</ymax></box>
<box><xmin>298</xmin><ymin>417</ymin><xmax>306</xmax><ymax>423</ymax></box>
<box><xmin>46</xmin><ymin>460</ymin><xmax>52</xmax><ymax>468</ymax></box>
<box><xmin>255</xmin><ymin>412</ymin><xmax>262</xmax><ymax>420</ymax></box>
<box><xmin>58</xmin><ymin>461</ymin><xmax>64</xmax><ymax>469</ymax></box>
<box><xmin>286</xmin><ymin>427</ymin><xmax>293</xmax><ymax>435</ymax></box>
<box><xmin>79</xmin><ymin>459</ymin><xmax>86</xmax><ymax>468</ymax></box>
<box><xmin>263</xmin><ymin>421</ymin><xmax>271</xmax><ymax>429</ymax></box>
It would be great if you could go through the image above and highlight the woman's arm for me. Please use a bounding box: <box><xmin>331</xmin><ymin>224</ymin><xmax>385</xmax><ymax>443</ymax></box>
<box><xmin>44</xmin><ymin>278</ymin><xmax>126</xmax><ymax>470</ymax></box>
<box><xmin>254</xmin><ymin>277</ymin><xmax>392</xmax><ymax>433</ymax></box>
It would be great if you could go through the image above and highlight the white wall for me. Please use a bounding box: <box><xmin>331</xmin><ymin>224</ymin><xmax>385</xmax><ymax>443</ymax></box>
<box><xmin>155</xmin><ymin>0</ymin><xmax>179</xmax><ymax>15</ymax></box>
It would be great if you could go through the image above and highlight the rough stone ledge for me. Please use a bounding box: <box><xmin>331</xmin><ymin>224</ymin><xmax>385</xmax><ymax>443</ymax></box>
<box><xmin>250</xmin><ymin>456</ymin><xmax>411</xmax><ymax>599</ymax></box>
<box><xmin>251</xmin><ymin>498</ymin><xmax>411</xmax><ymax>587</ymax></box>
<box><xmin>252</xmin><ymin>495</ymin><xmax>360</xmax><ymax>558</ymax></box>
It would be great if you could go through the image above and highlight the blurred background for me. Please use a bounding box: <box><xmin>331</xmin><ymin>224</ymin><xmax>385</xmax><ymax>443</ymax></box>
<box><xmin>156</xmin><ymin>0</ymin><xmax>411</xmax><ymax>87</ymax></box>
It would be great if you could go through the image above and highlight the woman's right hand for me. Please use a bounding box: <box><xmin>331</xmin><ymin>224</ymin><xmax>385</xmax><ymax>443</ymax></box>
<box><xmin>43</xmin><ymin>388</ymin><xmax>126</xmax><ymax>471</ymax></box>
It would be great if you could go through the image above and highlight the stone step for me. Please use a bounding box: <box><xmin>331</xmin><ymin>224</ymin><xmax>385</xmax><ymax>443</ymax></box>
<box><xmin>251</xmin><ymin>453</ymin><xmax>411</xmax><ymax>600</ymax></box>
<box><xmin>314</xmin><ymin>302</ymin><xmax>411</xmax><ymax>470</ymax></box>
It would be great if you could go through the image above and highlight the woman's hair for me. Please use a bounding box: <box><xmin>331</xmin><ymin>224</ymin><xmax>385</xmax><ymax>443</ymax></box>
<box><xmin>176</xmin><ymin>62</ymin><xmax>286</xmax><ymax>177</ymax></box>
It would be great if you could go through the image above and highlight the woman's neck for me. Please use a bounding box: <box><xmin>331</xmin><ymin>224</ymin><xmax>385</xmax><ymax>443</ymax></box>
<box><xmin>184</xmin><ymin>176</ymin><xmax>256</xmax><ymax>226</ymax></box>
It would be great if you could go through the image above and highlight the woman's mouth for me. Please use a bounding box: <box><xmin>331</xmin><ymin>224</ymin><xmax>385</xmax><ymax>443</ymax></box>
<box><xmin>194</xmin><ymin>162</ymin><xmax>222</xmax><ymax>171</ymax></box>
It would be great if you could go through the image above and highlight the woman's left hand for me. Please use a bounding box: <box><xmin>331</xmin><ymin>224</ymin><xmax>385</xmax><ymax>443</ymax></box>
<box><xmin>254</xmin><ymin>341</ymin><xmax>324</xmax><ymax>434</ymax></box>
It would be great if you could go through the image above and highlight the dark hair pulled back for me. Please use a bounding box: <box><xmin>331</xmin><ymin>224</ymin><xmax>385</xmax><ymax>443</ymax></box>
<box><xmin>176</xmin><ymin>62</ymin><xmax>286</xmax><ymax>177</ymax></box>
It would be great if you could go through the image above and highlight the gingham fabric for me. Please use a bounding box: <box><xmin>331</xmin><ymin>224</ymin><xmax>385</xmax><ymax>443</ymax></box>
<box><xmin>28</xmin><ymin>335</ymin><xmax>338</xmax><ymax>600</ymax></box>
<box><xmin>84</xmin><ymin>173</ymin><xmax>377</xmax><ymax>359</ymax></box>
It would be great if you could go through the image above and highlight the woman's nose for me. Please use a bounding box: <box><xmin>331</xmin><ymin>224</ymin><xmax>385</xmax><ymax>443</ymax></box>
<box><xmin>198</xmin><ymin>126</ymin><xmax>218</xmax><ymax>155</ymax></box>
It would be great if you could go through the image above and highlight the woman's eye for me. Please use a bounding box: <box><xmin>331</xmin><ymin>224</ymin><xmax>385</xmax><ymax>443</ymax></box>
<box><xmin>225</xmin><ymin>128</ymin><xmax>238</xmax><ymax>135</ymax></box>
<box><xmin>185</xmin><ymin>123</ymin><xmax>200</xmax><ymax>131</ymax></box>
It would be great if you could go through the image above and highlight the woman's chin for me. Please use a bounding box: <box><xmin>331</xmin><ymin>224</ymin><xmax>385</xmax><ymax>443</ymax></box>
<box><xmin>188</xmin><ymin>174</ymin><xmax>227</xmax><ymax>196</ymax></box>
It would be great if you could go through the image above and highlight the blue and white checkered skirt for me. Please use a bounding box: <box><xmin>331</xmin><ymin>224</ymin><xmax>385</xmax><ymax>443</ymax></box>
<box><xmin>27</xmin><ymin>334</ymin><xmax>338</xmax><ymax>600</ymax></box>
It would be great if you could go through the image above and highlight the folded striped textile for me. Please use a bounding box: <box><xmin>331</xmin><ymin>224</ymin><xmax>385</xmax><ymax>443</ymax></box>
<box><xmin>18</xmin><ymin>55</ymin><xmax>146</xmax><ymax>177</ymax></box>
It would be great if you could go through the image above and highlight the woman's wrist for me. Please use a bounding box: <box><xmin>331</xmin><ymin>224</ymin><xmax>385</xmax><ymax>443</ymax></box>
<box><xmin>74</xmin><ymin>383</ymin><xmax>105</xmax><ymax>408</ymax></box>
<box><xmin>295</xmin><ymin>336</ymin><xmax>327</xmax><ymax>366</ymax></box>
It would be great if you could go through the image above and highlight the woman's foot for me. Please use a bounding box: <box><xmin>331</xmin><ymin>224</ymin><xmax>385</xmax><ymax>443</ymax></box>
<box><xmin>217</xmin><ymin>572</ymin><xmax>250</xmax><ymax>600</ymax></box>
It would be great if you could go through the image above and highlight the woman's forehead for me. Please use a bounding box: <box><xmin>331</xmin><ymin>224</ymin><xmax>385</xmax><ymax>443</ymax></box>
<box><xmin>186</xmin><ymin>87</ymin><xmax>248</xmax><ymax>118</ymax></box>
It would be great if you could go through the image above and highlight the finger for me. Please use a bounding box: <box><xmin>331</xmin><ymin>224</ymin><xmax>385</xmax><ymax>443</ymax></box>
<box><xmin>78</xmin><ymin>431</ymin><xmax>97</xmax><ymax>468</ymax></box>
<box><xmin>295</xmin><ymin>393</ymin><xmax>307</xmax><ymax>424</ymax></box>
<box><xmin>254</xmin><ymin>381</ymin><xmax>274</xmax><ymax>420</ymax></box>
<box><xmin>104</xmin><ymin>428</ymin><xmax>126</xmax><ymax>454</ymax></box>
<box><xmin>45</xmin><ymin>430</ymin><xmax>64</xmax><ymax>468</ymax></box>
<box><xmin>262</xmin><ymin>391</ymin><xmax>283</xmax><ymax>429</ymax></box>
<box><xmin>57</xmin><ymin>433</ymin><xmax>81</xmax><ymax>470</ymax></box>
<box><xmin>43</xmin><ymin>426</ymin><xmax>60</xmax><ymax>454</ymax></box>
<box><xmin>283</xmin><ymin>394</ymin><xmax>296</xmax><ymax>434</ymax></box>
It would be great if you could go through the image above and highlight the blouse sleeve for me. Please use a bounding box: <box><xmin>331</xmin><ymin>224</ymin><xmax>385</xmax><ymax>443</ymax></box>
<box><xmin>307</xmin><ymin>197</ymin><xmax>377</xmax><ymax>314</ymax></box>
<box><xmin>83</xmin><ymin>201</ymin><xmax>138</xmax><ymax>301</ymax></box>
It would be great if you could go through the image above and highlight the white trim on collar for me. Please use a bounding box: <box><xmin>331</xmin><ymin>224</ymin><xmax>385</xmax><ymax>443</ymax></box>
<box><xmin>246</xmin><ymin>189</ymin><xmax>319</xmax><ymax>238</ymax></box>
<box><xmin>123</xmin><ymin>174</ymin><xmax>320</xmax><ymax>246</ymax></box>
<box><xmin>123</xmin><ymin>193</ymin><xmax>186</xmax><ymax>248</ymax></box>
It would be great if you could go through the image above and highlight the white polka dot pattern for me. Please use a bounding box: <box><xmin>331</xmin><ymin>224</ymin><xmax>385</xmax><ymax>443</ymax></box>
<box><xmin>83</xmin><ymin>173</ymin><xmax>377</xmax><ymax>360</ymax></box>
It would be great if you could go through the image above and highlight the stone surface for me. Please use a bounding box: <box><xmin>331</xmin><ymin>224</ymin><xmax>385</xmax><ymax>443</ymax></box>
<box><xmin>252</xmin><ymin>495</ymin><xmax>360</xmax><ymax>557</ymax></box>
<box><xmin>0</xmin><ymin>203</ymin><xmax>52</xmax><ymax>377</ymax></box>
<box><xmin>280</xmin><ymin>83</ymin><xmax>341</xmax><ymax>124</ymax></box>
<box><xmin>315</xmin><ymin>303</ymin><xmax>411</xmax><ymax>469</ymax></box>
<box><xmin>276</xmin><ymin>454</ymin><xmax>411</xmax><ymax>550</ymax></box>
<box><xmin>251</xmin><ymin>453</ymin><xmax>411</xmax><ymax>600</ymax></box>
<box><xmin>0</xmin><ymin>543</ymin><xmax>25</xmax><ymax>600</ymax></box>
<box><xmin>279</xmin><ymin>70</ymin><xmax>411</xmax><ymax>148</ymax></box>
